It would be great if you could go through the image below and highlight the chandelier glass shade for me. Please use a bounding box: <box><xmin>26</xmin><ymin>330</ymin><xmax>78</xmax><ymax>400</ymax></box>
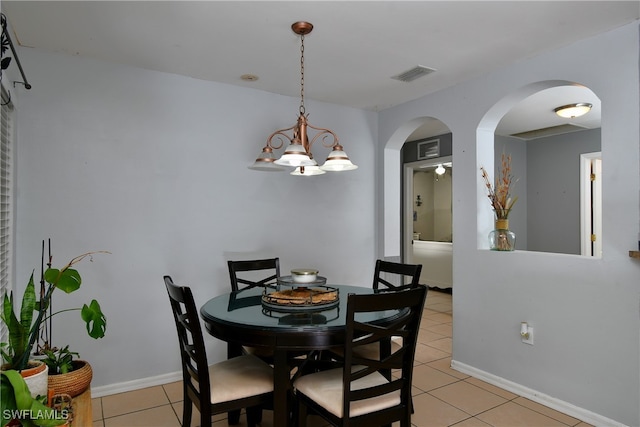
<box><xmin>249</xmin><ymin>21</ymin><xmax>357</xmax><ymax>176</ymax></box>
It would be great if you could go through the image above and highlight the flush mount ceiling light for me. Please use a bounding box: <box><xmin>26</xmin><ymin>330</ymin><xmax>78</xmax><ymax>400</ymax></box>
<box><xmin>435</xmin><ymin>164</ymin><xmax>446</xmax><ymax>175</ymax></box>
<box><xmin>554</xmin><ymin>103</ymin><xmax>592</xmax><ymax>119</ymax></box>
<box><xmin>249</xmin><ymin>21</ymin><xmax>357</xmax><ymax>176</ymax></box>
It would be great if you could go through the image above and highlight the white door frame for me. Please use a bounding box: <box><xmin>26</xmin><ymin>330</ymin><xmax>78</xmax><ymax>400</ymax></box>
<box><xmin>580</xmin><ymin>152</ymin><xmax>602</xmax><ymax>257</ymax></box>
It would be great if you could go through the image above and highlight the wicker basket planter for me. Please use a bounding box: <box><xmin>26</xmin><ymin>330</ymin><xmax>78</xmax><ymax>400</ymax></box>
<box><xmin>48</xmin><ymin>360</ymin><xmax>92</xmax><ymax>397</ymax></box>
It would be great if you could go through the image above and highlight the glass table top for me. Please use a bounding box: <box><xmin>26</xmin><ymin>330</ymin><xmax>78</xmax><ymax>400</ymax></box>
<box><xmin>200</xmin><ymin>284</ymin><xmax>400</xmax><ymax>331</ymax></box>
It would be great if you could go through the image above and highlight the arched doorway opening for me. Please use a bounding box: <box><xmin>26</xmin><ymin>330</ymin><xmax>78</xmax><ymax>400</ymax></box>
<box><xmin>401</xmin><ymin>121</ymin><xmax>453</xmax><ymax>291</ymax></box>
<box><xmin>477</xmin><ymin>80</ymin><xmax>601</xmax><ymax>256</ymax></box>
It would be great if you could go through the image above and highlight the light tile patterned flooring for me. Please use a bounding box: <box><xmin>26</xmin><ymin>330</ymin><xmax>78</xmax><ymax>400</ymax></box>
<box><xmin>91</xmin><ymin>290</ymin><xmax>592</xmax><ymax>427</ymax></box>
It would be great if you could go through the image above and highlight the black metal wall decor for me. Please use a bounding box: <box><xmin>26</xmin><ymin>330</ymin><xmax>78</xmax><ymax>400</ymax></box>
<box><xmin>1</xmin><ymin>12</ymin><xmax>31</xmax><ymax>99</ymax></box>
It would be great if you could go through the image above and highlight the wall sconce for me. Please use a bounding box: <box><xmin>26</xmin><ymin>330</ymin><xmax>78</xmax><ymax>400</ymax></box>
<box><xmin>415</xmin><ymin>195</ymin><xmax>422</xmax><ymax>206</ymax></box>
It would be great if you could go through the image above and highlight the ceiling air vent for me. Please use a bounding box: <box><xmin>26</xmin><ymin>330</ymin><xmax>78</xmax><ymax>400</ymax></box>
<box><xmin>391</xmin><ymin>65</ymin><xmax>436</xmax><ymax>83</ymax></box>
<box><xmin>509</xmin><ymin>124</ymin><xmax>588</xmax><ymax>140</ymax></box>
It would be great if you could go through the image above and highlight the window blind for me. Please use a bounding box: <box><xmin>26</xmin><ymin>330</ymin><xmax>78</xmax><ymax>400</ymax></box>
<box><xmin>0</xmin><ymin>85</ymin><xmax>14</xmax><ymax>345</ymax></box>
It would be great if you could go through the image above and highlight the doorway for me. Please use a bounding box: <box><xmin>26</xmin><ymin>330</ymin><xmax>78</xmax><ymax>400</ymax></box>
<box><xmin>403</xmin><ymin>156</ymin><xmax>453</xmax><ymax>290</ymax></box>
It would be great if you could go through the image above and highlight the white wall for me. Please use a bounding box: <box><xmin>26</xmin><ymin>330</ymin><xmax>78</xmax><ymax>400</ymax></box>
<box><xmin>13</xmin><ymin>49</ymin><xmax>377</xmax><ymax>390</ymax></box>
<box><xmin>379</xmin><ymin>22</ymin><xmax>640</xmax><ymax>426</ymax></box>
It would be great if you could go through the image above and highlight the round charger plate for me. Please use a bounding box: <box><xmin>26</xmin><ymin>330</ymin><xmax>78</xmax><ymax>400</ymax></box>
<box><xmin>261</xmin><ymin>296</ymin><xmax>339</xmax><ymax>313</ymax></box>
<box><xmin>261</xmin><ymin>284</ymin><xmax>339</xmax><ymax>313</ymax></box>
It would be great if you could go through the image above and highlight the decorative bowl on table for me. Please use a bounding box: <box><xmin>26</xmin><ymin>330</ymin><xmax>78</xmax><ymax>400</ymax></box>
<box><xmin>263</xmin><ymin>270</ymin><xmax>337</xmax><ymax>312</ymax></box>
<box><xmin>291</xmin><ymin>268</ymin><xmax>319</xmax><ymax>284</ymax></box>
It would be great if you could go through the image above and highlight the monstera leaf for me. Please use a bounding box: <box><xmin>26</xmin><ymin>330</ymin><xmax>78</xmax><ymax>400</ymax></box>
<box><xmin>81</xmin><ymin>299</ymin><xmax>107</xmax><ymax>339</ymax></box>
<box><xmin>44</xmin><ymin>268</ymin><xmax>81</xmax><ymax>293</ymax></box>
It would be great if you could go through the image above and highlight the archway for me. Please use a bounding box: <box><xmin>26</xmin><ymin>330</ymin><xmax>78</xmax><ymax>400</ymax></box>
<box><xmin>382</xmin><ymin>117</ymin><xmax>450</xmax><ymax>260</ymax></box>
<box><xmin>476</xmin><ymin>80</ymin><xmax>601</xmax><ymax>255</ymax></box>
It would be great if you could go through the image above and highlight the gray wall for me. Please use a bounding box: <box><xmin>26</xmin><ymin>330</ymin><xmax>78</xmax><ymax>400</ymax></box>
<box><xmin>9</xmin><ymin>14</ymin><xmax>639</xmax><ymax>427</ymax></box>
<box><xmin>13</xmin><ymin>48</ymin><xmax>377</xmax><ymax>391</ymax></box>
<box><xmin>526</xmin><ymin>128</ymin><xmax>601</xmax><ymax>254</ymax></box>
<box><xmin>379</xmin><ymin>22</ymin><xmax>639</xmax><ymax>426</ymax></box>
<box><xmin>495</xmin><ymin>128</ymin><xmax>601</xmax><ymax>254</ymax></box>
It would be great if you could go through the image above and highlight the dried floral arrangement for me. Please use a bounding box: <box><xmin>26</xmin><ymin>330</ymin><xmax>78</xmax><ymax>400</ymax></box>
<box><xmin>480</xmin><ymin>152</ymin><xmax>518</xmax><ymax>220</ymax></box>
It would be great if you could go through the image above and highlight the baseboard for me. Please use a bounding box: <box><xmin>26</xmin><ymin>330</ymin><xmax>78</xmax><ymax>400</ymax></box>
<box><xmin>450</xmin><ymin>360</ymin><xmax>627</xmax><ymax>427</ymax></box>
<box><xmin>91</xmin><ymin>370</ymin><xmax>182</xmax><ymax>398</ymax></box>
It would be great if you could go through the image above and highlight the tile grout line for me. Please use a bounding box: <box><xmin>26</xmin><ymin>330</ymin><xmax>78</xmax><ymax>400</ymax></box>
<box><xmin>161</xmin><ymin>384</ymin><xmax>184</xmax><ymax>426</ymax></box>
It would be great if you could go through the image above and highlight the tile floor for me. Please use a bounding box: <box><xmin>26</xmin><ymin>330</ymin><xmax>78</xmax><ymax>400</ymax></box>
<box><xmin>91</xmin><ymin>289</ymin><xmax>592</xmax><ymax>427</ymax></box>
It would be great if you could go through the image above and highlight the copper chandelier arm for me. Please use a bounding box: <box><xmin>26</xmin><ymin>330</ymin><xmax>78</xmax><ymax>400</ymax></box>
<box><xmin>265</xmin><ymin>124</ymin><xmax>298</xmax><ymax>150</ymax></box>
<box><xmin>305</xmin><ymin>123</ymin><xmax>340</xmax><ymax>150</ymax></box>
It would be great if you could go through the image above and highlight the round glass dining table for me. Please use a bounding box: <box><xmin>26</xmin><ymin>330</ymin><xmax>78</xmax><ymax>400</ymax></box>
<box><xmin>199</xmin><ymin>284</ymin><xmax>400</xmax><ymax>427</ymax></box>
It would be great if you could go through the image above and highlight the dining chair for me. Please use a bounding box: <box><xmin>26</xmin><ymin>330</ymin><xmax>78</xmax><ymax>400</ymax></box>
<box><xmin>293</xmin><ymin>285</ymin><xmax>428</xmax><ymax>427</ymax></box>
<box><xmin>228</xmin><ymin>257</ymin><xmax>280</xmax><ymax>291</ymax></box>
<box><xmin>163</xmin><ymin>275</ymin><xmax>273</xmax><ymax>427</ymax></box>
<box><xmin>372</xmin><ymin>259</ymin><xmax>422</xmax><ymax>290</ymax></box>
<box><xmin>227</xmin><ymin>257</ymin><xmax>281</xmax><ymax>361</ymax></box>
<box><xmin>331</xmin><ymin>259</ymin><xmax>423</xmax><ymax>362</ymax></box>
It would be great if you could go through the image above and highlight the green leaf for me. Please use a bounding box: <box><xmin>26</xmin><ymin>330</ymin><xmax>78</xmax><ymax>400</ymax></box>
<box><xmin>2</xmin><ymin>370</ymin><xmax>31</xmax><ymax>411</ymax></box>
<box><xmin>2</xmin><ymin>291</ymin><xmax>29</xmax><ymax>367</ymax></box>
<box><xmin>0</xmin><ymin>371</ymin><xmax>67</xmax><ymax>427</ymax></box>
<box><xmin>1</xmin><ymin>373</ymin><xmax>18</xmax><ymax>427</ymax></box>
<box><xmin>20</xmin><ymin>273</ymin><xmax>36</xmax><ymax>331</ymax></box>
<box><xmin>81</xmin><ymin>299</ymin><xmax>106</xmax><ymax>338</ymax></box>
<box><xmin>44</xmin><ymin>268</ymin><xmax>81</xmax><ymax>293</ymax></box>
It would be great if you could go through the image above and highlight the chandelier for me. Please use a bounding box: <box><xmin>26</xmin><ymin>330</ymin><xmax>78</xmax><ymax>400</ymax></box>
<box><xmin>249</xmin><ymin>21</ymin><xmax>357</xmax><ymax>176</ymax></box>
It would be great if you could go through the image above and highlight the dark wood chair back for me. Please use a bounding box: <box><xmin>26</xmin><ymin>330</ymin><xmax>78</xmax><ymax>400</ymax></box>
<box><xmin>164</xmin><ymin>275</ymin><xmax>212</xmax><ymax>424</ymax></box>
<box><xmin>295</xmin><ymin>285</ymin><xmax>428</xmax><ymax>427</ymax></box>
<box><xmin>228</xmin><ymin>257</ymin><xmax>280</xmax><ymax>291</ymax></box>
<box><xmin>372</xmin><ymin>259</ymin><xmax>422</xmax><ymax>290</ymax></box>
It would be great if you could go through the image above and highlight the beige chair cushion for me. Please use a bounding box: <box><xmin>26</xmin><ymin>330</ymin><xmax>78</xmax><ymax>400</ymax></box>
<box><xmin>209</xmin><ymin>354</ymin><xmax>273</xmax><ymax>404</ymax></box>
<box><xmin>294</xmin><ymin>366</ymin><xmax>400</xmax><ymax>418</ymax></box>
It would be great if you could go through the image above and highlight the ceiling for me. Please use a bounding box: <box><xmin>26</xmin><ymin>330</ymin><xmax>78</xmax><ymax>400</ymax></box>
<box><xmin>2</xmin><ymin>1</ymin><xmax>638</xmax><ymax>138</ymax></box>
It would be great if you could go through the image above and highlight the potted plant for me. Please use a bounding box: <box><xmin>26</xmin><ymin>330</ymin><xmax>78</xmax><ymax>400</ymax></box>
<box><xmin>0</xmin><ymin>243</ymin><xmax>107</xmax><ymax>397</ymax></box>
<box><xmin>42</xmin><ymin>346</ymin><xmax>92</xmax><ymax>398</ymax></box>
<box><xmin>1</xmin><ymin>369</ymin><xmax>68</xmax><ymax>427</ymax></box>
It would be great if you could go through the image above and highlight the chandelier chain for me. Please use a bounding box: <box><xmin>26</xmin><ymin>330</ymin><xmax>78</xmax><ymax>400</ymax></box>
<box><xmin>299</xmin><ymin>34</ymin><xmax>305</xmax><ymax>115</ymax></box>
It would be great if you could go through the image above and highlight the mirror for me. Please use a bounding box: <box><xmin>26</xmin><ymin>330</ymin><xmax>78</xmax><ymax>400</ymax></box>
<box><xmin>493</xmin><ymin>84</ymin><xmax>601</xmax><ymax>256</ymax></box>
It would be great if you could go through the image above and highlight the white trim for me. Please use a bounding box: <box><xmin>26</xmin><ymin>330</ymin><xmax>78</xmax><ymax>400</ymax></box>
<box><xmin>91</xmin><ymin>370</ymin><xmax>183</xmax><ymax>398</ymax></box>
<box><xmin>450</xmin><ymin>360</ymin><xmax>627</xmax><ymax>427</ymax></box>
<box><xmin>579</xmin><ymin>152</ymin><xmax>602</xmax><ymax>257</ymax></box>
